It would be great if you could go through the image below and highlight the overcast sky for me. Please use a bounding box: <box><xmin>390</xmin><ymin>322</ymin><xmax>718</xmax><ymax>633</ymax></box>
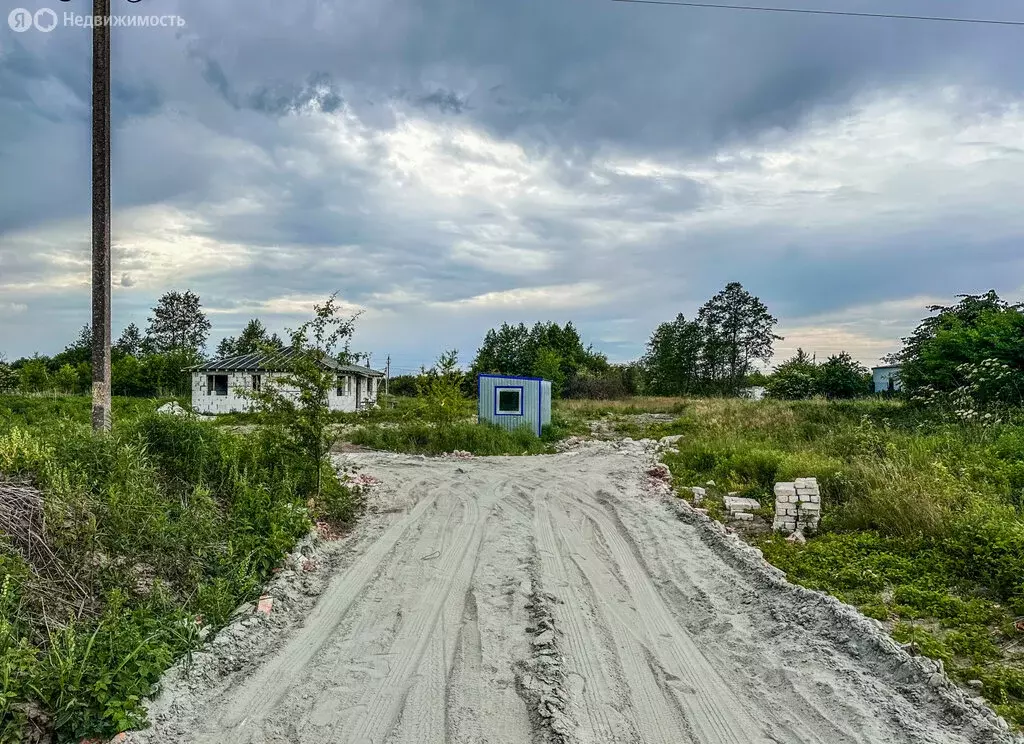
<box><xmin>1</xmin><ymin>0</ymin><xmax>1023</xmax><ymax>373</ymax></box>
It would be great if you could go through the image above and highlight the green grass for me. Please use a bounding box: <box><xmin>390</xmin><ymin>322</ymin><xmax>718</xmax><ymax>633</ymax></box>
<box><xmin>0</xmin><ymin>394</ymin><xmax>175</xmax><ymax>429</ymax></box>
<box><xmin>349</xmin><ymin>421</ymin><xmax>554</xmax><ymax>456</ymax></box>
<box><xmin>0</xmin><ymin>398</ymin><xmax>359</xmax><ymax>742</ymax></box>
<box><xmin>556</xmin><ymin>396</ymin><xmax>690</xmax><ymax>417</ymax></box>
<box><xmin>658</xmin><ymin>397</ymin><xmax>1024</xmax><ymax>725</ymax></box>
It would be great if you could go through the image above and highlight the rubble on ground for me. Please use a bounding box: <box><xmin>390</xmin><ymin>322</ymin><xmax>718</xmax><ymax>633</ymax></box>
<box><xmin>656</xmin><ymin>434</ymin><xmax>683</xmax><ymax>451</ymax></box>
<box><xmin>646</xmin><ymin>463</ymin><xmax>672</xmax><ymax>482</ymax></box>
<box><xmin>724</xmin><ymin>495</ymin><xmax>761</xmax><ymax>520</ymax></box>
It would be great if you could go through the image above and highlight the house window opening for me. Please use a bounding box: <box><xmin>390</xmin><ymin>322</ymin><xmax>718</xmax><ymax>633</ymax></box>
<box><xmin>208</xmin><ymin>374</ymin><xmax>228</xmax><ymax>396</ymax></box>
<box><xmin>367</xmin><ymin>378</ymin><xmax>374</xmax><ymax>397</ymax></box>
<box><xmin>337</xmin><ymin>375</ymin><xmax>345</xmax><ymax>396</ymax></box>
<box><xmin>496</xmin><ymin>388</ymin><xmax>523</xmax><ymax>415</ymax></box>
<box><xmin>252</xmin><ymin>374</ymin><xmax>261</xmax><ymax>393</ymax></box>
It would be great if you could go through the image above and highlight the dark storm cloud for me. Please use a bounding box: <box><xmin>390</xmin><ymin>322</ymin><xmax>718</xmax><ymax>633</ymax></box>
<box><xmin>1</xmin><ymin>0</ymin><xmax>1023</xmax><ymax>364</ymax></box>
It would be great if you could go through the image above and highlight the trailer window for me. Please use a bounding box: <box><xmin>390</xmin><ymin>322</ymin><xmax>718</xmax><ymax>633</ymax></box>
<box><xmin>496</xmin><ymin>387</ymin><xmax>523</xmax><ymax>415</ymax></box>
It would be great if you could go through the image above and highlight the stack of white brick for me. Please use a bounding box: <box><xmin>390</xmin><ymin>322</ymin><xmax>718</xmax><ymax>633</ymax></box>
<box><xmin>724</xmin><ymin>495</ymin><xmax>761</xmax><ymax>522</ymax></box>
<box><xmin>773</xmin><ymin>478</ymin><xmax>821</xmax><ymax>533</ymax></box>
<box><xmin>795</xmin><ymin>477</ymin><xmax>821</xmax><ymax>531</ymax></box>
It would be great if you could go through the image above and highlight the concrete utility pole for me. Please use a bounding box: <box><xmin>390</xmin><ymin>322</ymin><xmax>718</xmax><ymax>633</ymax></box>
<box><xmin>91</xmin><ymin>0</ymin><xmax>112</xmax><ymax>432</ymax></box>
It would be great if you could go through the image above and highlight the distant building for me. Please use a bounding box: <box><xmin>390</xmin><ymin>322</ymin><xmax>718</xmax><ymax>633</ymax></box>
<box><xmin>740</xmin><ymin>386</ymin><xmax>766</xmax><ymax>401</ymax></box>
<box><xmin>188</xmin><ymin>348</ymin><xmax>384</xmax><ymax>415</ymax></box>
<box><xmin>872</xmin><ymin>365</ymin><xmax>902</xmax><ymax>393</ymax></box>
<box><xmin>477</xmin><ymin>374</ymin><xmax>552</xmax><ymax>436</ymax></box>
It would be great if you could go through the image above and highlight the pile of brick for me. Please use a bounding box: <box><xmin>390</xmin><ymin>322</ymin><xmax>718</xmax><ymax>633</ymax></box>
<box><xmin>724</xmin><ymin>495</ymin><xmax>761</xmax><ymax>522</ymax></box>
<box><xmin>772</xmin><ymin>477</ymin><xmax>821</xmax><ymax>533</ymax></box>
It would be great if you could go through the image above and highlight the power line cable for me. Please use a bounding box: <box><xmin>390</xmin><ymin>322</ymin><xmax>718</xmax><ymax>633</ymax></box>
<box><xmin>610</xmin><ymin>0</ymin><xmax>1024</xmax><ymax>27</ymax></box>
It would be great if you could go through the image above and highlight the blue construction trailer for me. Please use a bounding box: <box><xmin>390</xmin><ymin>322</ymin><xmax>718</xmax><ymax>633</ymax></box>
<box><xmin>477</xmin><ymin>374</ymin><xmax>552</xmax><ymax>436</ymax></box>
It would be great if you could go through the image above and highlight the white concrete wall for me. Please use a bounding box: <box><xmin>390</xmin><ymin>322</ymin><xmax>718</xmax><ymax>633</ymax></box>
<box><xmin>872</xmin><ymin>367</ymin><xmax>902</xmax><ymax>393</ymax></box>
<box><xmin>192</xmin><ymin>371</ymin><xmax>379</xmax><ymax>415</ymax></box>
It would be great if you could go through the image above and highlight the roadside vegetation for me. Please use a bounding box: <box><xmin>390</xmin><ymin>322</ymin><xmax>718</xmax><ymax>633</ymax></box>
<box><xmin>0</xmin><ymin>296</ymin><xmax>365</xmax><ymax>743</ymax></box>
<box><xmin>0</xmin><ymin>406</ymin><xmax>360</xmax><ymax>742</ymax></box>
<box><xmin>655</xmin><ymin>397</ymin><xmax>1024</xmax><ymax>725</ymax></box>
<box><xmin>652</xmin><ymin>292</ymin><xmax>1024</xmax><ymax>725</ymax></box>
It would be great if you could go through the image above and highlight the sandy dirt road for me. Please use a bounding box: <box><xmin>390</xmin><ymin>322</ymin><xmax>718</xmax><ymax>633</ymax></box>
<box><xmin>131</xmin><ymin>440</ymin><xmax>1015</xmax><ymax>744</ymax></box>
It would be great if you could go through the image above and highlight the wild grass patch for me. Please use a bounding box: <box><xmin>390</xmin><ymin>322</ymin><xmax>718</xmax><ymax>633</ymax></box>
<box><xmin>555</xmin><ymin>396</ymin><xmax>690</xmax><ymax>417</ymax></box>
<box><xmin>0</xmin><ymin>409</ymin><xmax>358</xmax><ymax>742</ymax></box>
<box><xmin>349</xmin><ymin>421</ymin><xmax>552</xmax><ymax>456</ymax></box>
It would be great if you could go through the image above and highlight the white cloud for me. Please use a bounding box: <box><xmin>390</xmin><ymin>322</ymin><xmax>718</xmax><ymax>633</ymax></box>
<box><xmin>433</xmin><ymin>282</ymin><xmax>608</xmax><ymax>311</ymax></box>
<box><xmin>600</xmin><ymin>86</ymin><xmax>1024</xmax><ymax>243</ymax></box>
<box><xmin>0</xmin><ymin>302</ymin><xmax>28</xmax><ymax>316</ymax></box>
<box><xmin>206</xmin><ymin>294</ymin><xmax>367</xmax><ymax>318</ymax></box>
<box><xmin>3</xmin><ymin>78</ymin><xmax>1024</xmax><ymax>365</ymax></box>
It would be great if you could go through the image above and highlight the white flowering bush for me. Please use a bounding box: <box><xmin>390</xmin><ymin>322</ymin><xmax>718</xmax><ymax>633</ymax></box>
<box><xmin>912</xmin><ymin>359</ymin><xmax>1023</xmax><ymax>425</ymax></box>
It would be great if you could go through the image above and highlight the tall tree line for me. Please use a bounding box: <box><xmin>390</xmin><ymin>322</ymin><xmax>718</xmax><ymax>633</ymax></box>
<box><xmin>470</xmin><ymin>321</ymin><xmax>613</xmax><ymax>397</ymax></box>
<box><xmin>643</xmin><ymin>282</ymin><xmax>780</xmax><ymax>396</ymax></box>
<box><xmin>1</xmin><ymin>290</ymin><xmax>269</xmax><ymax>397</ymax></box>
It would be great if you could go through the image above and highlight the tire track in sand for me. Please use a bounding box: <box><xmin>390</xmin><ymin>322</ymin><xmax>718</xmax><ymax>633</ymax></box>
<box><xmin>212</xmin><ymin>492</ymin><xmax>441</xmax><ymax>741</ymax></box>
<box><xmin>328</xmin><ymin>493</ymin><xmax>484</xmax><ymax>743</ymax></box>
<box><xmin>562</xmin><ymin>492</ymin><xmax>776</xmax><ymax>743</ymax></box>
<box><xmin>534</xmin><ymin>498</ymin><xmax>635</xmax><ymax>743</ymax></box>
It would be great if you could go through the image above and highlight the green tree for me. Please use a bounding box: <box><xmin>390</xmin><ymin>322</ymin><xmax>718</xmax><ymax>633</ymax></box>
<box><xmin>245</xmin><ymin>296</ymin><xmax>358</xmax><ymax>500</ymax></box>
<box><xmin>50</xmin><ymin>324</ymin><xmax>93</xmax><ymax>371</ymax></box>
<box><xmin>0</xmin><ymin>356</ymin><xmax>17</xmax><ymax>392</ymax></box>
<box><xmin>53</xmin><ymin>364</ymin><xmax>80</xmax><ymax>394</ymax></box>
<box><xmin>471</xmin><ymin>323</ymin><xmax>533</xmax><ymax>376</ymax></box>
<box><xmin>145</xmin><ymin>290</ymin><xmax>211</xmax><ymax>355</ymax></box>
<box><xmin>18</xmin><ymin>357</ymin><xmax>50</xmax><ymax>392</ymax></box>
<box><xmin>140</xmin><ymin>349</ymin><xmax>198</xmax><ymax>397</ymax></box>
<box><xmin>470</xmin><ymin>320</ymin><xmax>608</xmax><ymax>395</ymax></box>
<box><xmin>532</xmin><ymin>347</ymin><xmax>566</xmax><ymax>396</ymax></box>
<box><xmin>115</xmin><ymin>323</ymin><xmax>144</xmax><ymax>357</ymax></box>
<box><xmin>112</xmin><ymin>354</ymin><xmax>150</xmax><ymax>397</ymax></box>
<box><xmin>816</xmin><ymin>352</ymin><xmax>869</xmax><ymax>399</ymax></box>
<box><xmin>697</xmin><ymin>282</ymin><xmax>781</xmax><ymax>395</ymax></box>
<box><xmin>893</xmin><ymin>291</ymin><xmax>1024</xmax><ymax>405</ymax></box>
<box><xmin>417</xmin><ymin>349</ymin><xmax>467</xmax><ymax>427</ymax></box>
<box><xmin>642</xmin><ymin>314</ymin><xmax>705</xmax><ymax>396</ymax></box>
<box><xmin>217</xmin><ymin>318</ymin><xmax>284</xmax><ymax>357</ymax></box>
<box><xmin>766</xmin><ymin>348</ymin><xmax>819</xmax><ymax>400</ymax></box>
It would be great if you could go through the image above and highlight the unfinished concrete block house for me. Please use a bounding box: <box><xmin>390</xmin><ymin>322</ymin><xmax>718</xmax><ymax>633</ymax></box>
<box><xmin>189</xmin><ymin>348</ymin><xmax>384</xmax><ymax>415</ymax></box>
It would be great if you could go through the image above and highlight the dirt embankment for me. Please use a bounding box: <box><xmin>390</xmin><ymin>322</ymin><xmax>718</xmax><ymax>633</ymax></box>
<box><xmin>126</xmin><ymin>440</ymin><xmax>1019</xmax><ymax>744</ymax></box>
